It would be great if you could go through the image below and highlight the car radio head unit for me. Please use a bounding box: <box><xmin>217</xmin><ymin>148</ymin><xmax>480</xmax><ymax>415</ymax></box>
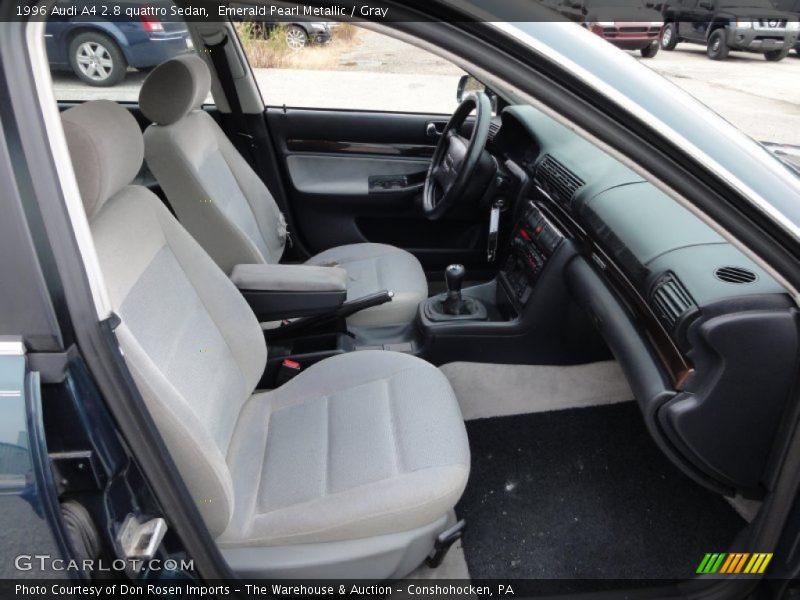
<box><xmin>502</xmin><ymin>203</ymin><xmax>563</xmax><ymax>306</ymax></box>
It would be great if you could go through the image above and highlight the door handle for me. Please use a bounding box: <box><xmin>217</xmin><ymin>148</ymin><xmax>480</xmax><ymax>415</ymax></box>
<box><xmin>426</xmin><ymin>122</ymin><xmax>446</xmax><ymax>138</ymax></box>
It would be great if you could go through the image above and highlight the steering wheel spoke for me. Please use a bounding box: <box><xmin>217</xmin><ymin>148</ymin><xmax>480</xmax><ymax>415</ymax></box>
<box><xmin>431</xmin><ymin>165</ymin><xmax>446</xmax><ymax>188</ymax></box>
<box><xmin>423</xmin><ymin>91</ymin><xmax>493</xmax><ymax>220</ymax></box>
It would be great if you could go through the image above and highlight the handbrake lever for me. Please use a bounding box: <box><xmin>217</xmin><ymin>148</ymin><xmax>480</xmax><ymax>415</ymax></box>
<box><xmin>335</xmin><ymin>290</ymin><xmax>394</xmax><ymax>318</ymax></box>
<box><xmin>264</xmin><ymin>290</ymin><xmax>394</xmax><ymax>339</ymax></box>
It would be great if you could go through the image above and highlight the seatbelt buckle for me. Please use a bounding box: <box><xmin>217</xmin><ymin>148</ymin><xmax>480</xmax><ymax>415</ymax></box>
<box><xmin>276</xmin><ymin>359</ymin><xmax>302</xmax><ymax>386</ymax></box>
<box><xmin>277</xmin><ymin>212</ymin><xmax>293</xmax><ymax>248</ymax></box>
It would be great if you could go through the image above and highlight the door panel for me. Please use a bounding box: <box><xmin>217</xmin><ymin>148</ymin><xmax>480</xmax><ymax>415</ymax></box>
<box><xmin>266</xmin><ymin>108</ymin><xmax>490</xmax><ymax>278</ymax></box>
<box><xmin>285</xmin><ymin>155</ymin><xmax>430</xmax><ymax>195</ymax></box>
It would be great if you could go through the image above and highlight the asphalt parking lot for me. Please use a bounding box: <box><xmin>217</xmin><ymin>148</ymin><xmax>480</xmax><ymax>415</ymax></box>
<box><xmin>643</xmin><ymin>45</ymin><xmax>800</xmax><ymax>144</ymax></box>
<box><xmin>50</xmin><ymin>30</ymin><xmax>800</xmax><ymax>145</ymax></box>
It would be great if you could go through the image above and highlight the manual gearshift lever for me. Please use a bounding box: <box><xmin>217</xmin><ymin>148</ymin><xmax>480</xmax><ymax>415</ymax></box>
<box><xmin>445</xmin><ymin>264</ymin><xmax>465</xmax><ymax>294</ymax></box>
<box><xmin>443</xmin><ymin>264</ymin><xmax>467</xmax><ymax>315</ymax></box>
<box><xmin>424</xmin><ymin>263</ymin><xmax>487</xmax><ymax>321</ymax></box>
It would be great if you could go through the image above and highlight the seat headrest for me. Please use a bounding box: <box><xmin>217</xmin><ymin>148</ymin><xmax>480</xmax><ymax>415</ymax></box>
<box><xmin>139</xmin><ymin>54</ymin><xmax>211</xmax><ymax>126</ymax></box>
<box><xmin>61</xmin><ymin>100</ymin><xmax>144</xmax><ymax>218</ymax></box>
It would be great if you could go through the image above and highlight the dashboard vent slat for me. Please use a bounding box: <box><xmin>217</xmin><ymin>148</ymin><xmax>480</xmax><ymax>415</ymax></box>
<box><xmin>714</xmin><ymin>266</ymin><xmax>757</xmax><ymax>284</ymax></box>
<box><xmin>486</xmin><ymin>121</ymin><xmax>502</xmax><ymax>151</ymax></box>
<box><xmin>536</xmin><ymin>155</ymin><xmax>584</xmax><ymax>206</ymax></box>
<box><xmin>651</xmin><ymin>274</ymin><xmax>695</xmax><ymax>330</ymax></box>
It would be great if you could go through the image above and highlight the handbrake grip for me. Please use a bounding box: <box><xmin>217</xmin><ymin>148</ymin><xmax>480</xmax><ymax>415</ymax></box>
<box><xmin>334</xmin><ymin>290</ymin><xmax>394</xmax><ymax>318</ymax></box>
<box><xmin>264</xmin><ymin>290</ymin><xmax>394</xmax><ymax>339</ymax></box>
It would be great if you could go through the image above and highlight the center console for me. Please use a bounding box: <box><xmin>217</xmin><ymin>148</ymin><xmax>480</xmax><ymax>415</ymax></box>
<box><xmin>420</xmin><ymin>202</ymin><xmax>563</xmax><ymax>325</ymax></box>
<box><xmin>416</xmin><ymin>200</ymin><xmax>575</xmax><ymax>364</ymax></box>
<box><xmin>260</xmin><ymin>200</ymin><xmax>573</xmax><ymax>375</ymax></box>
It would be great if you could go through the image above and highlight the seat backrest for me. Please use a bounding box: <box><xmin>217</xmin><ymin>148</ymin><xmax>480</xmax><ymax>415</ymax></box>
<box><xmin>61</xmin><ymin>100</ymin><xmax>268</xmax><ymax>536</ymax></box>
<box><xmin>139</xmin><ymin>55</ymin><xmax>286</xmax><ymax>275</ymax></box>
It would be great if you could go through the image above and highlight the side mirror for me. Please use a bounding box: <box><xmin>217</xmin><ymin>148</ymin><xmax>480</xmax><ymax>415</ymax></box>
<box><xmin>456</xmin><ymin>74</ymin><xmax>486</xmax><ymax>103</ymax></box>
<box><xmin>456</xmin><ymin>75</ymin><xmax>499</xmax><ymax>113</ymax></box>
<box><xmin>698</xmin><ymin>0</ymin><xmax>714</xmax><ymax>8</ymax></box>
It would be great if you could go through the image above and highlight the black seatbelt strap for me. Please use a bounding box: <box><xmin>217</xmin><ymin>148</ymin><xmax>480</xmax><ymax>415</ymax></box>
<box><xmin>206</xmin><ymin>35</ymin><xmax>292</xmax><ymax>247</ymax></box>
<box><xmin>206</xmin><ymin>35</ymin><xmax>257</xmax><ymax>165</ymax></box>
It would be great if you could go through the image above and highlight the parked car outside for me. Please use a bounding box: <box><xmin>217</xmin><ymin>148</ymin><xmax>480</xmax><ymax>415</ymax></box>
<box><xmin>772</xmin><ymin>0</ymin><xmax>800</xmax><ymax>53</ymax></box>
<box><xmin>249</xmin><ymin>21</ymin><xmax>332</xmax><ymax>49</ymax></box>
<box><xmin>544</xmin><ymin>0</ymin><xmax>664</xmax><ymax>57</ymax></box>
<box><xmin>660</xmin><ymin>0</ymin><xmax>800</xmax><ymax>60</ymax></box>
<box><xmin>45</xmin><ymin>0</ymin><xmax>193</xmax><ymax>86</ymax></box>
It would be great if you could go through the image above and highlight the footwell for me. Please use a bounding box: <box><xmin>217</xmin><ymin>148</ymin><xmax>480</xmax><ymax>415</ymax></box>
<box><xmin>456</xmin><ymin>402</ymin><xmax>744</xmax><ymax>584</ymax></box>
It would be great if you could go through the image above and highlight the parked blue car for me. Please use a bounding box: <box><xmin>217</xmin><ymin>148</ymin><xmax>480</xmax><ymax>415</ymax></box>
<box><xmin>45</xmin><ymin>0</ymin><xmax>193</xmax><ymax>87</ymax></box>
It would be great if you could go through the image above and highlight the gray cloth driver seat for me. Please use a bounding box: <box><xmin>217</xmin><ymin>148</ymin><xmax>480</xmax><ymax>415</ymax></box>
<box><xmin>138</xmin><ymin>54</ymin><xmax>428</xmax><ymax>327</ymax></box>
<box><xmin>61</xmin><ymin>100</ymin><xmax>470</xmax><ymax>578</ymax></box>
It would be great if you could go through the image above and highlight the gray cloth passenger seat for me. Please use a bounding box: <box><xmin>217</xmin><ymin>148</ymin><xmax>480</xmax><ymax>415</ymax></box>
<box><xmin>60</xmin><ymin>100</ymin><xmax>470</xmax><ymax>578</ymax></box>
<box><xmin>138</xmin><ymin>54</ymin><xmax>428</xmax><ymax>327</ymax></box>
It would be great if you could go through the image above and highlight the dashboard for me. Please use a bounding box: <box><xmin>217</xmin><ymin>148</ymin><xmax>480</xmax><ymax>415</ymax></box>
<box><xmin>491</xmin><ymin>105</ymin><xmax>799</xmax><ymax>498</ymax></box>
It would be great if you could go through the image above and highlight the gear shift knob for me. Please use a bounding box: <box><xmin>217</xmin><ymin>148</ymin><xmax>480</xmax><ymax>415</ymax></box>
<box><xmin>443</xmin><ymin>264</ymin><xmax>467</xmax><ymax>316</ymax></box>
<box><xmin>445</xmin><ymin>264</ymin><xmax>466</xmax><ymax>294</ymax></box>
<box><xmin>438</xmin><ymin>264</ymin><xmax>487</xmax><ymax>320</ymax></box>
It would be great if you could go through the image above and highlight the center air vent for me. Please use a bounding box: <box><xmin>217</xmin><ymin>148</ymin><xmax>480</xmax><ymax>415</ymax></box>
<box><xmin>714</xmin><ymin>266</ymin><xmax>757</xmax><ymax>284</ymax></box>
<box><xmin>652</xmin><ymin>274</ymin><xmax>696</xmax><ymax>329</ymax></box>
<box><xmin>486</xmin><ymin>121</ymin><xmax>501</xmax><ymax>151</ymax></box>
<box><xmin>536</xmin><ymin>155</ymin><xmax>584</xmax><ymax>207</ymax></box>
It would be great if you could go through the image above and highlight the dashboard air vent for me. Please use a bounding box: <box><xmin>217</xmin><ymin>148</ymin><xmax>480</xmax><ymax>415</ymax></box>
<box><xmin>652</xmin><ymin>274</ymin><xmax>695</xmax><ymax>329</ymax></box>
<box><xmin>486</xmin><ymin>121</ymin><xmax>502</xmax><ymax>152</ymax></box>
<box><xmin>714</xmin><ymin>266</ymin><xmax>757</xmax><ymax>284</ymax></box>
<box><xmin>536</xmin><ymin>155</ymin><xmax>584</xmax><ymax>206</ymax></box>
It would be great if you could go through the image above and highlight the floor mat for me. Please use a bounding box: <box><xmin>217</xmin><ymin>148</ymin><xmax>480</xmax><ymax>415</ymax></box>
<box><xmin>456</xmin><ymin>402</ymin><xmax>745</xmax><ymax>583</ymax></box>
<box><xmin>441</xmin><ymin>361</ymin><xmax>631</xmax><ymax>420</ymax></box>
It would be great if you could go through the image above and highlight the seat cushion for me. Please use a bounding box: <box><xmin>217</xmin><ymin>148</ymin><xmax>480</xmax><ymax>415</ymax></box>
<box><xmin>219</xmin><ymin>351</ymin><xmax>469</xmax><ymax>548</ymax></box>
<box><xmin>306</xmin><ymin>243</ymin><xmax>428</xmax><ymax>327</ymax></box>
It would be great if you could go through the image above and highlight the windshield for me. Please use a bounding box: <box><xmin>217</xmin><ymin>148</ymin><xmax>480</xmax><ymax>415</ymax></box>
<box><xmin>763</xmin><ymin>144</ymin><xmax>800</xmax><ymax>178</ymax></box>
<box><xmin>636</xmin><ymin>12</ymin><xmax>800</xmax><ymax>149</ymax></box>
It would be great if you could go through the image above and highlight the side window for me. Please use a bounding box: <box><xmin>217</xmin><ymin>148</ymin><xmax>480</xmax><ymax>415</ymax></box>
<box><xmin>236</xmin><ymin>23</ymin><xmax>468</xmax><ymax>114</ymax></box>
<box><xmin>45</xmin><ymin>1</ymin><xmax>199</xmax><ymax>103</ymax></box>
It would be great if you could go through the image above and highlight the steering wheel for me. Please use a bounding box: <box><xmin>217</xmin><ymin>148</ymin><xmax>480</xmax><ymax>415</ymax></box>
<box><xmin>423</xmin><ymin>92</ymin><xmax>492</xmax><ymax>220</ymax></box>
